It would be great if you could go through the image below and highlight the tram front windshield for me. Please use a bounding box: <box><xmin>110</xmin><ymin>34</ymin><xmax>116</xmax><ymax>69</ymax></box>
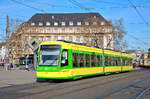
<box><xmin>39</xmin><ymin>45</ymin><xmax>60</xmax><ymax>66</ymax></box>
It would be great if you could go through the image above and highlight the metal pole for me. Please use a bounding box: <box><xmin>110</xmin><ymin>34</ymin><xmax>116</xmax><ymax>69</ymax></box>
<box><xmin>102</xmin><ymin>47</ymin><xmax>105</xmax><ymax>72</ymax></box>
<box><xmin>25</xmin><ymin>55</ymin><xmax>28</xmax><ymax>70</ymax></box>
<box><xmin>33</xmin><ymin>49</ymin><xmax>37</xmax><ymax>69</ymax></box>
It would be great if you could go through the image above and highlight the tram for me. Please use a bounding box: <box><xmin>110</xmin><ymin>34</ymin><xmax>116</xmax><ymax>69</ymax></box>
<box><xmin>36</xmin><ymin>41</ymin><xmax>133</xmax><ymax>80</ymax></box>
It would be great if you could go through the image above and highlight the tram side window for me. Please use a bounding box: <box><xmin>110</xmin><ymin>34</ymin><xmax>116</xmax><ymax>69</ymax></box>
<box><xmin>111</xmin><ymin>56</ymin><xmax>114</xmax><ymax>66</ymax></box>
<box><xmin>122</xmin><ymin>58</ymin><xmax>125</xmax><ymax>66</ymax></box>
<box><xmin>73</xmin><ymin>53</ymin><xmax>79</xmax><ymax>67</ymax></box>
<box><xmin>120</xmin><ymin>57</ymin><xmax>123</xmax><ymax>66</ymax></box>
<box><xmin>113</xmin><ymin>57</ymin><xmax>117</xmax><ymax>66</ymax></box>
<box><xmin>115</xmin><ymin>57</ymin><xmax>118</xmax><ymax>66</ymax></box>
<box><xmin>116</xmin><ymin>57</ymin><xmax>119</xmax><ymax>66</ymax></box>
<box><xmin>125</xmin><ymin>58</ymin><xmax>128</xmax><ymax>66</ymax></box>
<box><xmin>79</xmin><ymin>54</ymin><xmax>84</xmax><ymax>67</ymax></box>
<box><xmin>112</xmin><ymin>57</ymin><xmax>114</xmax><ymax>66</ymax></box>
<box><xmin>61</xmin><ymin>50</ymin><xmax>68</xmax><ymax>66</ymax></box>
<box><xmin>127</xmin><ymin>58</ymin><xmax>132</xmax><ymax>66</ymax></box>
<box><xmin>97</xmin><ymin>55</ymin><xmax>101</xmax><ymax>66</ymax></box>
<box><xmin>126</xmin><ymin>58</ymin><xmax>129</xmax><ymax>66</ymax></box>
<box><xmin>91</xmin><ymin>55</ymin><xmax>97</xmax><ymax>67</ymax></box>
<box><xmin>129</xmin><ymin>59</ymin><xmax>132</xmax><ymax>65</ymax></box>
<box><xmin>105</xmin><ymin>56</ymin><xmax>109</xmax><ymax>66</ymax></box>
<box><xmin>86</xmin><ymin>54</ymin><xmax>91</xmax><ymax>67</ymax></box>
<box><xmin>111</xmin><ymin>57</ymin><xmax>114</xmax><ymax>66</ymax></box>
<box><xmin>118</xmin><ymin>57</ymin><xmax>121</xmax><ymax>66</ymax></box>
<box><xmin>108</xmin><ymin>56</ymin><xmax>112</xmax><ymax>66</ymax></box>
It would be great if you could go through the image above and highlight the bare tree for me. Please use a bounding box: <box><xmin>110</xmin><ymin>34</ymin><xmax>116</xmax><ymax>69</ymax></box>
<box><xmin>82</xmin><ymin>17</ymin><xmax>114</xmax><ymax>49</ymax></box>
<box><xmin>110</xmin><ymin>18</ymin><xmax>127</xmax><ymax>51</ymax></box>
<box><xmin>5</xmin><ymin>16</ymin><xmax>26</xmax><ymax>64</ymax></box>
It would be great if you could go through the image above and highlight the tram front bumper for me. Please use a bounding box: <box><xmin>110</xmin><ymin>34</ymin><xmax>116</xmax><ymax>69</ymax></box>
<box><xmin>36</xmin><ymin>70</ymin><xmax>72</xmax><ymax>79</ymax></box>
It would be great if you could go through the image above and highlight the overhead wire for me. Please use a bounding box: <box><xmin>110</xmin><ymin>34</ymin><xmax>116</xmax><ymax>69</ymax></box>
<box><xmin>0</xmin><ymin>0</ymin><xmax>149</xmax><ymax>49</ymax></box>
<box><xmin>126</xmin><ymin>33</ymin><xmax>149</xmax><ymax>46</ymax></box>
<box><xmin>91</xmin><ymin>0</ymin><xmax>129</xmax><ymax>6</ymax></box>
<box><xmin>10</xmin><ymin>0</ymin><xmax>46</xmax><ymax>12</ymax></box>
<box><xmin>68</xmin><ymin>0</ymin><xmax>94</xmax><ymax>11</ymax></box>
<box><xmin>127</xmin><ymin>0</ymin><xmax>150</xmax><ymax>28</ymax></box>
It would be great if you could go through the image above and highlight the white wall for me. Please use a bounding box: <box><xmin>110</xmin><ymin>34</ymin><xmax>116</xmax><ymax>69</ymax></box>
<box><xmin>0</xmin><ymin>46</ymin><xmax>6</xmax><ymax>60</ymax></box>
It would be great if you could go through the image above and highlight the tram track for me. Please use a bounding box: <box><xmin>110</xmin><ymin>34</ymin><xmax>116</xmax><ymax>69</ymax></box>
<box><xmin>1</xmin><ymin>68</ymin><xmax>150</xmax><ymax>99</ymax></box>
<box><xmin>18</xmin><ymin>69</ymin><xmax>150</xmax><ymax>99</ymax></box>
<box><xmin>134</xmin><ymin>86</ymin><xmax>150</xmax><ymax>99</ymax></box>
<box><xmin>49</xmin><ymin>75</ymin><xmax>150</xmax><ymax>99</ymax></box>
<box><xmin>20</xmin><ymin>70</ymin><xmax>138</xmax><ymax>92</ymax></box>
<box><xmin>95</xmin><ymin>76</ymin><xmax>150</xmax><ymax>99</ymax></box>
<box><xmin>1</xmin><ymin>68</ymin><xmax>146</xmax><ymax>93</ymax></box>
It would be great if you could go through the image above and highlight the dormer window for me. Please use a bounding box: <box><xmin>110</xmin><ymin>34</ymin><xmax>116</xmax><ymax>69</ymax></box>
<box><xmin>31</xmin><ymin>22</ymin><xmax>35</xmax><ymax>26</ymax></box>
<box><xmin>54</xmin><ymin>22</ymin><xmax>58</xmax><ymax>26</ymax></box>
<box><xmin>46</xmin><ymin>22</ymin><xmax>50</xmax><ymax>26</ymax></box>
<box><xmin>61</xmin><ymin>22</ymin><xmax>66</xmax><ymax>26</ymax></box>
<box><xmin>77</xmin><ymin>22</ymin><xmax>81</xmax><ymax>26</ymax></box>
<box><xmin>39</xmin><ymin>22</ymin><xmax>43</xmax><ymax>26</ymax></box>
<box><xmin>101</xmin><ymin>22</ymin><xmax>105</xmax><ymax>25</ymax></box>
<box><xmin>85</xmin><ymin>22</ymin><xmax>89</xmax><ymax>25</ymax></box>
<box><xmin>69</xmin><ymin>21</ymin><xmax>73</xmax><ymax>26</ymax></box>
<box><xmin>52</xmin><ymin>16</ymin><xmax>54</xmax><ymax>19</ymax></box>
<box><xmin>93</xmin><ymin>22</ymin><xmax>97</xmax><ymax>25</ymax></box>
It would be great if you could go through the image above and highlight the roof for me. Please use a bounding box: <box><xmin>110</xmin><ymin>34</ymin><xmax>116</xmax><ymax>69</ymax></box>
<box><xmin>28</xmin><ymin>12</ymin><xmax>110</xmax><ymax>27</ymax></box>
<box><xmin>0</xmin><ymin>42</ymin><xmax>6</xmax><ymax>47</ymax></box>
<box><xmin>40</xmin><ymin>41</ymin><xmax>133</xmax><ymax>58</ymax></box>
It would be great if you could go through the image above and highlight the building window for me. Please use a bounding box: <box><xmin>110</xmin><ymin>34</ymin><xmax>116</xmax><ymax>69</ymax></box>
<box><xmin>106</xmin><ymin>36</ymin><xmax>111</xmax><ymax>43</ymax></box>
<box><xmin>77</xmin><ymin>22</ymin><xmax>81</xmax><ymax>26</ymax></box>
<box><xmin>76</xmin><ymin>36</ymin><xmax>80</xmax><ymax>42</ymax></box>
<box><xmin>54</xmin><ymin>36</ymin><xmax>58</xmax><ymax>40</ymax></box>
<box><xmin>101</xmin><ymin>22</ymin><xmax>105</xmax><ymax>25</ymax></box>
<box><xmin>61</xmin><ymin>22</ymin><xmax>66</xmax><ymax>26</ymax></box>
<box><xmin>52</xmin><ymin>16</ymin><xmax>54</xmax><ymax>19</ymax></box>
<box><xmin>69</xmin><ymin>36</ymin><xmax>72</xmax><ymax>41</ymax></box>
<box><xmin>61</xmin><ymin>36</ymin><xmax>65</xmax><ymax>40</ymax></box>
<box><xmin>54</xmin><ymin>22</ymin><xmax>58</xmax><ymax>26</ymax></box>
<box><xmin>69</xmin><ymin>21</ymin><xmax>73</xmax><ymax>26</ymax></box>
<box><xmin>108</xmin><ymin>28</ymin><xmax>113</xmax><ymax>32</ymax></box>
<box><xmin>93</xmin><ymin>22</ymin><xmax>97</xmax><ymax>25</ymax></box>
<box><xmin>31</xmin><ymin>22</ymin><xmax>35</xmax><ymax>26</ymax></box>
<box><xmin>40</xmin><ymin>29</ymin><xmax>44</xmax><ymax>33</ymax></box>
<box><xmin>39</xmin><ymin>22</ymin><xmax>43</xmax><ymax>26</ymax></box>
<box><xmin>46</xmin><ymin>22</ymin><xmax>50</xmax><ymax>26</ymax></box>
<box><xmin>47</xmin><ymin>37</ymin><xmax>51</xmax><ymax>41</ymax></box>
<box><xmin>85</xmin><ymin>22</ymin><xmax>89</xmax><ymax>25</ymax></box>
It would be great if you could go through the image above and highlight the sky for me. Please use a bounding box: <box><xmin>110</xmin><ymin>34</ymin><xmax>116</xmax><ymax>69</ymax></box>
<box><xmin>0</xmin><ymin>0</ymin><xmax>150</xmax><ymax>50</ymax></box>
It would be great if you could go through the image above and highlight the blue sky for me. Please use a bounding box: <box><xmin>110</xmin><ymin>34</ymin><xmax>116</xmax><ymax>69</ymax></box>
<box><xmin>0</xmin><ymin>0</ymin><xmax>150</xmax><ymax>50</ymax></box>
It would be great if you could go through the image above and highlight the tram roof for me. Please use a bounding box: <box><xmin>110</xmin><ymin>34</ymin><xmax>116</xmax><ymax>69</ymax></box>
<box><xmin>40</xmin><ymin>41</ymin><xmax>133</xmax><ymax>58</ymax></box>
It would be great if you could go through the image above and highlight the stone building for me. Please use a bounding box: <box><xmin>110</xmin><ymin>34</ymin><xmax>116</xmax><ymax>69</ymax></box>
<box><xmin>0</xmin><ymin>43</ymin><xmax>6</xmax><ymax>60</ymax></box>
<box><xmin>8</xmin><ymin>12</ymin><xmax>114</xmax><ymax>62</ymax></box>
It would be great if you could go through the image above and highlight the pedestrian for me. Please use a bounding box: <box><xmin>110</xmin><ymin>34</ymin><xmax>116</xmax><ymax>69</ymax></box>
<box><xmin>8</xmin><ymin>63</ymin><xmax>11</xmax><ymax>70</ymax></box>
<box><xmin>10</xmin><ymin>63</ymin><xmax>13</xmax><ymax>69</ymax></box>
<box><xmin>25</xmin><ymin>64</ymin><xmax>29</xmax><ymax>71</ymax></box>
<box><xmin>25</xmin><ymin>55</ymin><xmax>30</xmax><ymax>71</ymax></box>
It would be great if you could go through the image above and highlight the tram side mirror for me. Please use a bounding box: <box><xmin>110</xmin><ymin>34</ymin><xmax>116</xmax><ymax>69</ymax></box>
<box><xmin>61</xmin><ymin>50</ymin><xmax>68</xmax><ymax>66</ymax></box>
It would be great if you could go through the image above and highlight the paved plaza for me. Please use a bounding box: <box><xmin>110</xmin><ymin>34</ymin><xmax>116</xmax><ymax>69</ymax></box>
<box><xmin>0</xmin><ymin>67</ymin><xmax>150</xmax><ymax>99</ymax></box>
<box><xmin>0</xmin><ymin>68</ymin><xmax>35</xmax><ymax>88</ymax></box>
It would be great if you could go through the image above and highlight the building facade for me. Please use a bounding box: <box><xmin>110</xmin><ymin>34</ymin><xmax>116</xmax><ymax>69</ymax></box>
<box><xmin>0</xmin><ymin>43</ymin><xmax>6</xmax><ymax>64</ymax></box>
<box><xmin>8</xmin><ymin>13</ymin><xmax>114</xmax><ymax>62</ymax></box>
